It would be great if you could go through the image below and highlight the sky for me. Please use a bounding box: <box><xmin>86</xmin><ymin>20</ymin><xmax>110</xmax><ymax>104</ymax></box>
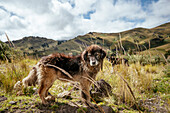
<box><xmin>0</xmin><ymin>0</ymin><xmax>170</xmax><ymax>42</ymax></box>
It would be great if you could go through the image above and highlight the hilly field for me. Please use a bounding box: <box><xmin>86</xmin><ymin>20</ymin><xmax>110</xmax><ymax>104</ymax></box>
<box><xmin>0</xmin><ymin>22</ymin><xmax>169</xmax><ymax>113</ymax></box>
<box><xmin>5</xmin><ymin>22</ymin><xmax>170</xmax><ymax>57</ymax></box>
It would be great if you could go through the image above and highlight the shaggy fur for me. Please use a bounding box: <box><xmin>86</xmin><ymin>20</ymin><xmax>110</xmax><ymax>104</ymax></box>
<box><xmin>22</xmin><ymin>45</ymin><xmax>106</xmax><ymax>105</ymax></box>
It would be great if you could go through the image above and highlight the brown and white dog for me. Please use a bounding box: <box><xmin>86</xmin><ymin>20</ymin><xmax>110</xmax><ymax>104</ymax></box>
<box><xmin>22</xmin><ymin>45</ymin><xmax>106</xmax><ymax>106</ymax></box>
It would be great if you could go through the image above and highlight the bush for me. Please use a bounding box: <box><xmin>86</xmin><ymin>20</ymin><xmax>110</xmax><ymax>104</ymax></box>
<box><xmin>0</xmin><ymin>41</ymin><xmax>23</xmax><ymax>62</ymax></box>
<box><xmin>0</xmin><ymin>59</ymin><xmax>36</xmax><ymax>93</ymax></box>
<box><xmin>152</xmin><ymin>77</ymin><xmax>170</xmax><ymax>94</ymax></box>
<box><xmin>128</xmin><ymin>55</ymin><xmax>162</xmax><ymax>65</ymax></box>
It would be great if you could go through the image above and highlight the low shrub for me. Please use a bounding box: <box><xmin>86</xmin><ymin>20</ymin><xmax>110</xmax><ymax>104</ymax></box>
<box><xmin>128</xmin><ymin>55</ymin><xmax>164</xmax><ymax>65</ymax></box>
<box><xmin>0</xmin><ymin>41</ymin><xmax>23</xmax><ymax>62</ymax></box>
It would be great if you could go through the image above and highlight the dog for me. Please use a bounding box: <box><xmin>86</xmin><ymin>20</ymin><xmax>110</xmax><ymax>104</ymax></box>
<box><xmin>108</xmin><ymin>55</ymin><xmax>129</xmax><ymax>73</ymax></box>
<box><xmin>22</xmin><ymin>45</ymin><xmax>106</xmax><ymax>106</ymax></box>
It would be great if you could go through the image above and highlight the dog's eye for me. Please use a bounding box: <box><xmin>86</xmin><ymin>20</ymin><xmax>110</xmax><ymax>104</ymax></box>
<box><xmin>95</xmin><ymin>54</ymin><xmax>100</xmax><ymax>59</ymax></box>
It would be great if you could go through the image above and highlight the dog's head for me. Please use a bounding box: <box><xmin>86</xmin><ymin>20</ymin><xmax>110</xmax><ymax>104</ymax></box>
<box><xmin>82</xmin><ymin>45</ymin><xmax>106</xmax><ymax>70</ymax></box>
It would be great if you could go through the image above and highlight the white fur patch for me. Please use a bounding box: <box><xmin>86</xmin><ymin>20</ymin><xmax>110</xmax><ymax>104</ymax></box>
<box><xmin>90</xmin><ymin>59</ymin><xmax>99</xmax><ymax>66</ymax></box>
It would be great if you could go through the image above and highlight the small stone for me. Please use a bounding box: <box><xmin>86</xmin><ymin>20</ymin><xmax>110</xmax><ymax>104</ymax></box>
<box><xmin>9</xmin><ymin>101</ymin><xmax>17</xmax><ymax>105</ymax></box>
<box><xmin>33</xmin><ymin>87</ymin><xmax>37</xmax><ymax>91</ymax></box>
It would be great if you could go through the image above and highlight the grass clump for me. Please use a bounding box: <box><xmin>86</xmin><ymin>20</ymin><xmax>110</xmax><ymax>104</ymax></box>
<box><xmin>0</xmin><ymin>40</ymin><xmax>23</xmax><ymax>62</ymax></box>
<box><xmin>128</xmin><ymin>54</ymin><xmax>166</xmax><ymax>65</ymax></box>
<box><xmin>0</xmin><ymin>59</ymin><xmax>37</xmax><ymax>93</ymax></box>
<box><xmin>97</xmin><ymin>56</ymin><xmax>168</xmax><ymax>109</ymax></box>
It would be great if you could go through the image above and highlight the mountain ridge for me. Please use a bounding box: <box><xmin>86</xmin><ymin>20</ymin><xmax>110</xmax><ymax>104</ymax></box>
<box><xmin>5</xmin><ymin>22</ymin><xmax>170</xmax><ymax>57</ymax></box>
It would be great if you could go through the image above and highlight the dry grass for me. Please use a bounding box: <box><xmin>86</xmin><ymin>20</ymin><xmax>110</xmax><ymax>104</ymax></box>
<box><xmin>0</xmin><ymin>59</ymin><xmax>37</xmax><ymax>93</ymax></box>
<box><xmin>0</xmin><ymin>54</ymin><xmax>169</xmax><ymax>112</ymax></box>
<box><xmin>97</xmin><ymin>59</ymin><xmax>167</xmax><ymax>106</ymax></box>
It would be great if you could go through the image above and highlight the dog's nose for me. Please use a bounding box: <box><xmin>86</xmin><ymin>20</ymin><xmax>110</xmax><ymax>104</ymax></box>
<box><xmin>92</xmin><ymin>61</ymin><xmax>96</xmax><ymax>65</ymax></box>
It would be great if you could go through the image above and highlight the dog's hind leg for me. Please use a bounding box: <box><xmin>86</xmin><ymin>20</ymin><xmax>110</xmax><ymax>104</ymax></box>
<box><xmin>45</xmin><ymin>84</ymin><xmax>52</xmax><ymax>97</ymax></box>
<box><xmin>38</xmin><ymin>80</ymin><xmax>48</xmax><ymax>105</ymax></box>
<box><xmin>45</xmin><ymin>84</ymin><xmax>55</xmax><ymax>102</ymax></box>
<box><xmin>39</xmin><ymin>76</ymin><xmax>56</xmax><ymax>104</ymax></box>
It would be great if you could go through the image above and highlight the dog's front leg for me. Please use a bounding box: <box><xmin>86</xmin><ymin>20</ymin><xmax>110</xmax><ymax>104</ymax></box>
<box><xmin>80</xmin><ymin>80</ymin><xmax>92</xmax><ymax>106</ymax></box>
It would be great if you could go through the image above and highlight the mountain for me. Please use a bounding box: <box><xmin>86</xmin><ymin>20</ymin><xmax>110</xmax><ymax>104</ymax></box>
<box><xmin>6</xmin><ymin>22</ymin><xmax>170</xmax><ymax>57</ymax></box>
<box><xmin>6</xmin><ymin>36</ymin><xmax>66</xmax><ymax>56</ymax></box>
<box><xmin>54</xmin><ymin>22</ymin><xmax>170</xmax><ymax>55</ymax></box>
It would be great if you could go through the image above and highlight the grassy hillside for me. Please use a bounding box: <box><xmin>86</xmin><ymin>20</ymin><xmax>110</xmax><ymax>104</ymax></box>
<box><xmin>5</xmin><ymin>22</ymin><xmax>170</xmax><ymax>57</ymax></box>
<box><xmin>5</xmin><ymin>36</ymin><xmax>66</xmax><ymax>57</ymax></box>
<box><xmin>54</xmin><ymin>22</ymin><xmax>170</xmax><ymax>56</ymax></box>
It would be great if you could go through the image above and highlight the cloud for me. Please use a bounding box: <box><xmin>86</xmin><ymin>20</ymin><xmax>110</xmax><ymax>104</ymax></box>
<box><xmin>138</xmin><ymin>0</ymin><xmax>170</xmax><ymax>27</ymax></box>
<box><xmin>0</xmin><ymin>0</ymin><xmax>169</xmax><ymax>42</ymax></box>
<box><xmin>73</xmin><ymin>0</ymin><xmax>97</xmax><ymax>15</ymax></box>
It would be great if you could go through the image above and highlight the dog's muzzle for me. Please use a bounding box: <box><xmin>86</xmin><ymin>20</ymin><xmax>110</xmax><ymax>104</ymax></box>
<box><xmin>90</xmin><ymin>57</ymin><xmax>99</xmax><ymax>66</ymax></box>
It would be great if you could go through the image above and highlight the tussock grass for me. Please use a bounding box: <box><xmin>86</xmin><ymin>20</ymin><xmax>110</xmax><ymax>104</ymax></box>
<box><xmin>0</xmin><ymin>59</ymin><xmax>37</xmax><ymax>93</ymax></box>
<box><xmin>0</xmin><ymin>54</ymin><xmax>169</xmax><ymax>112</ymax></box>
<box><xmin>97</xmin><ymin>59</ymin><xmax>168</xmax><ymax>107</ymax></box>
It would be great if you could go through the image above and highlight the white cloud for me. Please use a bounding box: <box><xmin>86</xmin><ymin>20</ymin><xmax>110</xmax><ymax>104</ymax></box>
<box><xmin>138</xmin><ymin>0</ymin><xmax>170</xmax><ymax>27</ymax></box>
<box><xmin>73</xmin><ymin>0</ymin><xmax>97</xmax><ymax>15</ymax></box>
<box><xmin>0</xmin><ymin>0</ymin><xmax>169</xmax><ymax>42</ymax></box>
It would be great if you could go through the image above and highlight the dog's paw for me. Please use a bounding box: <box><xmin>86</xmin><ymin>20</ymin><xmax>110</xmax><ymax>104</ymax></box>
<box><xmin>45</xmin><ymin>95</ymin><xmax>55</xmax><ymax>102</ymax></box>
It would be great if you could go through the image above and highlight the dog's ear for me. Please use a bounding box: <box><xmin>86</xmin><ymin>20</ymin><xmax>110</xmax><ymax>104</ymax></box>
<box><xmin>81</xmin><ymin>50</ymin><xmax>88</xmax><ymax>62</ymax></box>
<box><xmin>100</xmin><ymin>49</ymin><xmax>106</xmax><ymax>59</ymax></box>
<box><xmin>100</xmin><ymin>49</ymin><xmax>106</xmax><ymax>71</ymax></box>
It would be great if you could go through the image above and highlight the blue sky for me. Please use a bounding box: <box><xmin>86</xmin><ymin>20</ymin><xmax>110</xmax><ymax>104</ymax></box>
<box><xmin>0</xmin><ymin>0</ymin><xmax>170</xmax><ymax>41</ymax></box>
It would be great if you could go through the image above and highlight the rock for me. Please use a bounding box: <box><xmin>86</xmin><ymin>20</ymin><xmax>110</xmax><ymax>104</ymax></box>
<box><xmin>90</xmin><ymin>79</ymin><xmax>112</xmax><ymax>101</ymax></box>
<box><xmin>101</xmin><ymin>106</ymin><xmax>114</xmax><ymax>113</ymax></box>
<box><xmin>138</xmin><ymin>97</ymin><xmax>169</xmax><ymax>113</ymax></box>
<box><xmin>9</xmin><ymin>101</ymin><xmax>17</xmax><ymax>105</ymax></box>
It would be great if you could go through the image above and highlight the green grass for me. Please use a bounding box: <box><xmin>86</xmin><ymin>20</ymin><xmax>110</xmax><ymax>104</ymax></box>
<box><xmin>0</xmin><ymin>58</ymin><xmax>37</xmax><ymax>93</ymax></box>
<box><xmin>0</xmin><ymin>53</ymin><xmax>169</xmax><ymax>112</ymax></box>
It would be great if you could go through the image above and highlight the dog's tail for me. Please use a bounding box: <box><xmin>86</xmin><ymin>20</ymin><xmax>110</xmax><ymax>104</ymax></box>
<box><xmin>22</xmin><ymin>66</ymin><xmax>37</xmax><ymax>87</ymax></box>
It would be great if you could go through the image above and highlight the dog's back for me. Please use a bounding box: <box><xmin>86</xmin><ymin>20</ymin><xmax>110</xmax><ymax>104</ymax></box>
<box><xmin>22</xmin><ymin>53</ymin><xmax>82</xmax><ymax>87</ymax></box>
<box><xmin>40</xmin><ymin>53</ymin><xmax>82</xmax><ymax>75</ymax></box>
